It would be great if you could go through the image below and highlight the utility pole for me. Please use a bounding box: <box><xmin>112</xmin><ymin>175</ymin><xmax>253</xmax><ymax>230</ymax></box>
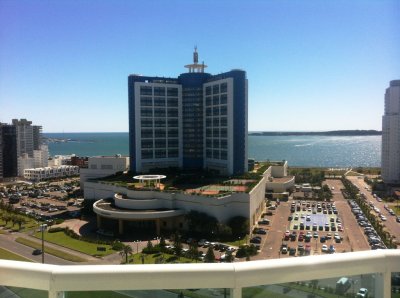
<box><xmin>40</xmin><ymin>224</ymin><xmax>47</xmax><ymax>264</ymax></box>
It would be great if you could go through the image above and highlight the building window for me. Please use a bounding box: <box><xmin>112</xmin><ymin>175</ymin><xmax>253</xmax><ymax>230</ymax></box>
<box><xmin>140</xmin><ymin>86</ymin><xmax>152</xmax><ymax>96</ymax></box>
<box><xmin>213</xmin><ymin>150</ymin><xmax>219</xmax><ymax>159</ymax></box>
<box><xmin>213</xmin><ymin>118</ymin><xmax>219</xmax><ymax>127</ymax></box>
<box><xmin>213</xmin><ymin>95</ymin><xmax>219</xmax><ymax>106</ymax></box>
<box><xmin>141</xmin><ymin>119</ymin><xmax>153</xmax><ymax>128</ymax></box>
<box><xmin>140</xmin><ymin>97</ymin><xmax>152</xmax><ymax>106</ymax></box>
<box><xmin>141</xmin><ymin>129</ymin><xmax>153</xmax><ymax>138</ymax></box>
<box><xmin>220</xmin><ymin>82</ymin><xmax>227</xmax><ymax>93</ymax></box>
<box><xmin>213</xmin><ymin>128</ymin><xmax>219</xmax><ymax>138</ymax></box>
<box><xmin>155</xmin><ymin>139</ymin><xmax>166</xmax><ymax>148</ymax></box>
<box><xmin>221</xmin><ymin>139</ymin><xmax>227</xmax><ymax>149</ymax></box>
<box><xmin>167</xmin><ymin>87</ymin><xmax>178</xmax><ymax>97</ymax></box>
<box><xmin>206</xmin><ymin>149</ymin><xmax>212</xmax><ymax>158</ymax></box>
<box><xmin>168</xmin><ymin>149</ymin><xmax>178</xmax><ymax>157</ymax></box>
<box><xmin>167</xmin><ymin>108</ymin><xmax>178</xmax><ymax>117</ymax></box>
<box><xmin>154</xmin><ymin>87</ymin><xmax>165</xmax><ymax>96</ymax></box>
<box><xmin>206</xmin><ymin>139</ymin><xmax>211</xmax><ymax>148</ymax></box>
<box><xmin>206</xmin><ymin>128</ymin><xmax>212</xmax><ymax>138</ymax></box>
<box><xmin>205</xmin><ymin>86</ymin><xmax>212</xmax><ymax>96</ymax></box>
<box><xmin>168</xmin><ymin>129</ymin><xmax>178</xmax><ymax>138</ymax></box>
<box><xmin>220</xmin><ymin>94</ymin><xmax>227</xmax><ymax>104</ymax></box>
<box><xmin>141</xmin><ymin>150</ymin><xmax>153</xmax><ymax>159</ymax></box>
<box><xmin>167</xmin><ymin>97</ymin><xmax>178</xmax><ymax>107</ymax></box>
<box><xmin>220</xmin><ymin>106</ymin><xmax>227</xmax><ymax>116</ymax></box>
<box><xmin>155</xmin><ymin>150</ymin><xmax>166</xmax><ymax>158</ymax></box>
<box><xmin>141</xmin><ymin>108</ymin><xmax>153</xmax><ymax>117</ymax></box>
<box><xmin>168</xmin><ymin>119</ymin><xmax>178</xmax><ymax>127</ymax></box>
<box><xmin>221</xmin><ymin>150</ymin><xmax>227</xmax><ymax>160</ymax></box>
<box><xmin>101</xmin><ymin>165</ymin><xmax>113</xmax><ymax>170</ymax></box>
<box><xmin>141</xmin><ymin>140</ymin><xmax>153</xmax><ymax>148</ymax></box>
<box><xmin>206</xmin><ymin>107</ymin><xmax>212</xmax><ymax>116</ymax></box>
<box><xmin>220</xmin><ymin>128</ymin><xmax>227</xmax><ymax>138</ymax></box>
<box><xmin>213</xmin><ymin>107</ymin><xmax>219</xmax><ymax>116</ymax></box>
<box><xmin>213</xmin><ymin>84</ymin><xmax>219</xmax><ymax>94</ymax></box>
<box><xmin>154</xmin><ymin>108</ymin><xmax>166</xmax><ymax>118</ymax></box>
<box><xmin>154</xmin><ymin>119</ymin><xmax>166</xmax><ymax>128</ymax></box>
<box><xmin>206</xmin><ymin>118</ymin><xmax>212</xmax><ymax>127</ymax></box>
<box><xmin>155</xmin><ymin>129</ymin><xmax>166</xmax><ymax>138</ymax></box>
<box><xmin>168</xmin><ymin>139</ymin><xmax>178</xmax><ymax>148</ymax></box>
<box><xmin>213</xmin><ymin>139</ymin><xmax>219</xmax><ymax>148</ymax></box>
<box><xmin>220</xmin><ymin>117</ymin><xmax>227</xmax><ymax>127</ymax></box>
<box><xmin>206</xmin><ymin>97</ymin><xmax>212</xmax><ymax>106</ymax></box>
<box><xmin>154</xmin><ymin>97</ymin><xmax>166</xmax><ymax>107</ymax></box>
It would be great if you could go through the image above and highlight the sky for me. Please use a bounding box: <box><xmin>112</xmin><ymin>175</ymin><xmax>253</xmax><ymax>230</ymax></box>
<box><xmin>0</xmin><ymin>0</ymin><xmax>399</xmax><ymax>133</ymax></box>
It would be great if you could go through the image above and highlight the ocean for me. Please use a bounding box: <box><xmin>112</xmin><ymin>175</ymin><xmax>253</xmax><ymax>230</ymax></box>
<box><xmin>44</xmin><ymin>133</ymin><xmax>381</xmax><ymax>168</ymax></box>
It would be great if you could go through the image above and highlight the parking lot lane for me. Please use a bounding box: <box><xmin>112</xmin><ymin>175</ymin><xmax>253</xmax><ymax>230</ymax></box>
<box><xmin>255</xmin><ymin>199</ymin><xmax>292</xmax><ymax>260</ymax></box>
<box><xmin>324</xmin><ymin>179</ymin><xmax>370</xmax><ymax>251</ymax></box>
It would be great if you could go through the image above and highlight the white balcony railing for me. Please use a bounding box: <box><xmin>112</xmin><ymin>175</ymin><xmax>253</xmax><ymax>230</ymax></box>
<box><xmin>1</xmin><ymin>250</ymin><xmax>399</xmax><ymax>298</ymax></box>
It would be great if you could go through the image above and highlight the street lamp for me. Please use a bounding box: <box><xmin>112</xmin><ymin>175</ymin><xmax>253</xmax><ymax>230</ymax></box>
<box><xmin>40</xmin><ymin>223</ymin><xmax>47</xmax><ymax>264</ymax></box>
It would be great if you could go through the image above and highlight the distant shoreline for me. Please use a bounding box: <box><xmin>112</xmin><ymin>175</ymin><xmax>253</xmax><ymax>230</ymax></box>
<box><xmin>249</xmin><ymin>130</ymin><xmax>381</xmax><ymax>136</ymax></box>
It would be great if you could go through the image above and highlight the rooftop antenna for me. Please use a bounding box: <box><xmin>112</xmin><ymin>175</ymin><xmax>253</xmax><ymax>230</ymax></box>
<box><xmin>185</xmin><ymin>46</ymin><xmax>207</xmax><ymax>73</ymax></box>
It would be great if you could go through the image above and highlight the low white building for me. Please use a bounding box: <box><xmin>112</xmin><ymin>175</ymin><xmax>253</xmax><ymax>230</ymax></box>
<box><xmin>80</xmin><ymin>155</ymin><xmax>130</xmax><ymax>186</ymax></box>
<box><xmin>265</xmin><ymin>161</ymin><xmax>295</xmax><ymax>195</ymax></box>
<box><xmin>83</xmin><ymin>163</ymin><xmax>290</xmax><ymax>235</ymax></box>
<box><xmin>24</xmin><ymin>165</ymin><xmax>79</xmax><ymax>182</ymax></box>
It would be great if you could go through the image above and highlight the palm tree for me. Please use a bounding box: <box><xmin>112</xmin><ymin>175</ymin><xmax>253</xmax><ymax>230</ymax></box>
<box><xmin>119</xmin><ymin>244</ymin><xmax>133</xmax><ymax>264</ymax></box>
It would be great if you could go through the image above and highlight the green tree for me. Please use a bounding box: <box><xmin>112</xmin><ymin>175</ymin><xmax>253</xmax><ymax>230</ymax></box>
<box><xmin>204</xmin><ymin>246</ymin><xmax>215</xmax><ymax>263</ymax></box>
<box><xmin>225</xmin><ymin>250</ymin><xmax>234</xmax><ymax>263</ymax></box>
<box><xmin>172</xmin><ymin>233</ymin><xmax>183</xmax><ymax>258</ymax></box>
<box><xmin>119</xmin><ymin>244</ymin><xmax>133</xmax><ymax>264</ymax></box>
<box><xmin>228</xmin><ymin>216</ymin><xmax>249</xmax><ymax>237</ymax></box>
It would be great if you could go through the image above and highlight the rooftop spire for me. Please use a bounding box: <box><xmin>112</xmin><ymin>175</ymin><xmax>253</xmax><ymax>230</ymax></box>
<box><xmin>185</xmin><ymin>47</ymin><xmax>207</xmax><ymax>73</ymax></box>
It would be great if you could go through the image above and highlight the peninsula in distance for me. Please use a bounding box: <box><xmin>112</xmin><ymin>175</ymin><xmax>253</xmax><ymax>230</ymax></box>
<box><xmin>249</xmin><ymin>130</ymin><xmax>382</xmax><ymax>136</ymax></box>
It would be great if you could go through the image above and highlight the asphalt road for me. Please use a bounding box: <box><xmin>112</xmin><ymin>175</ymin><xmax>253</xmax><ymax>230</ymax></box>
<box><xmin>347</xmin><ymin>176</ymin><xmax>400</xmax><ymax>247</ymax></box>
<box><xmin>0</xmin><ymin>233</ymin><xmax>73</xmax><ymax>265</ymax></box>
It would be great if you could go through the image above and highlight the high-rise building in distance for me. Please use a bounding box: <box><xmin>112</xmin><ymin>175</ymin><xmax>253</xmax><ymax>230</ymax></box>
<box><xmin>381</xmin><ymin>80</ymin><xmax>400</xmax><ymax>184</ymax></box>
<box><xmin>0</xmin><ymin>119</ymin><xmax>45</xmax><ymax>179</ymax></box>
<box><xmin>128</xmin><ymin>48</ymin><xmax>248</xmax><ymax>175</ymax></box>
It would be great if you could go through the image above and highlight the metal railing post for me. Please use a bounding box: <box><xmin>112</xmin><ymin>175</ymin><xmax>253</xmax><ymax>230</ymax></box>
<box><xmin>375</xmin><ymin>272</ymin><xmax>391</xmax><ymax>298</ymax></box>
<box><xmin>230</xmin><ymin>287</ymin><xmax>242</xmax><ymax>298</ymax></box>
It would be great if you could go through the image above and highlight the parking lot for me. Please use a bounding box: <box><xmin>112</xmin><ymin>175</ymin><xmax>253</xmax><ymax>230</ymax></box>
<box><xmin>254</xmin><ymin>179</ymin><xmax>370</xmax><ymax>260</ymax></box>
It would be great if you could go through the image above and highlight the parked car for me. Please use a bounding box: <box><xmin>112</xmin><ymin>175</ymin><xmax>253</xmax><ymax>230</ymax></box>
<box><xmin>356</xmin><ymin>287</ymin><xmax>368</xmax><ymax>298</ymax></box>
<box><xmin>250</xmin><ymin>236</ymin><xmax>261</xmax><ymax>244</ymax></box>
<box><xmin>321</xmin><ymin>244</ymin><xmax>328</xmax><ymax>252</ymax></box>
<box><xmin>32</xmin><ymin>249</ymin><xmax>42</xmax><ymax>255</ymax></box>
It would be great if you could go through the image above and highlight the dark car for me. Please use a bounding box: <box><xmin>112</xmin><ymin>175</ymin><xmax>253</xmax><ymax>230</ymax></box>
<box><xmin>258</xmin><ymin>219</ymin><xmax>270</xmax><ymax>225</ymax></box>
<box><xmin>320</xmin><ymin>236</ymin><xmax>326</xmax><ymax>243</ymax></box>
<box><xmin>250</xmin><ymin>237</ymin><xmax>261</xmax><ymax>244</ymax></box>
<box><xmin>32</xmin><ymin>249</ymin><xmax>42</xmax><ymax>255</ymax></box>
<box><xmin>289</xmin><ymin>247</ymin><xmax>297</xmax><ymax>256</ymax></box>
<box><xmin>253</xmin><ymin>228</ymin><xmax>267</xmax><ymax>235</ymax></box>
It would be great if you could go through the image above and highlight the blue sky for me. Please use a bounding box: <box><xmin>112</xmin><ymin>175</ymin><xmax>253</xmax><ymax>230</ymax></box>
<box><xmin>0</xmin><ymin>0</ymin><xmax>399</xmax><ymax>132</ymax></box>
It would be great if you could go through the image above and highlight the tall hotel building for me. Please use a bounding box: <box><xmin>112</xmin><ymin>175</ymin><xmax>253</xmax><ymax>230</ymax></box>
<box><xmin>382</xmin><ymin>80</ymin><xmax>400</xmax><ymax>184</ymax></box>
<box><xmin>128</xmin><ymin>48</ymin><xmax>248</xmax><ymax>175</ymax></box>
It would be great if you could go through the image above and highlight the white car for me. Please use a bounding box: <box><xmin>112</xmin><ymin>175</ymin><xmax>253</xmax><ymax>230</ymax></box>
<box><xmin>321</xmin><ymin>244</ymin><xmax>328</xmax><ymax>252</ymax></box>
<box><xmin>356</xmin><ymin>287</ymin><xmax>368</xmax><ymax>298</ymax></box>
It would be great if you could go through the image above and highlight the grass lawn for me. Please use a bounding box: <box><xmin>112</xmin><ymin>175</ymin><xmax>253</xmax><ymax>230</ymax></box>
<box><xmin>126</xmin><ymin>252</ymin><xmax>197</xmax><ymax>264</ymax></box>
<box><xmin>62</xmin><ymin>291</ymin><xmax>133</xmax><ymax>298</ymax></box>
<box><xmin>0</xmin><ymin>214</ymin><xmax>40</xmax><ymax>232</ymax></box>
<box><xmin>243</xmin><ymin>287</ymin><xmax>291</xmax><ymax>298</ymax></box>
<box><xmin>394</xmin><ymin>206</ymin><xmax>400</xmax><ymax>216</ymax></box>
<box><xmin>33</xmin><ymin>231</ymin><xmax>115</xmax><ymax>257</ymax></box>
<box><xmin>16</xmin><ymin>237</ymin><xmax>87</xmax><ymax>262</ymax></box>
<box><xmin>225</xmin><ymin>235</ymin><xmax>249</xmax><ymax>247</ymax></box>
<box><xmin>0</xmin><ymin>247</ymin><xmax>32</xmax><ymax>262</ymax></box>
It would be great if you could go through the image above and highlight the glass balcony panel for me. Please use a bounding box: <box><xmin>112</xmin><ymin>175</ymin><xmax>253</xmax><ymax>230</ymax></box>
<box><xmin>64</xmin><ymin>289</ymin><xmax>230</xmax><ymax>297</ymax></box>
<box><xmin>243</xmin><ymin>274</ymin><xmax>377</xmax><ymax>298</ymax></box>
<box><xmin>393</xmin><ymin>272</ymin><xmax>400</xmax><ymax>298</ymax></box>
<box><xmin>2</xmin><ymin>286</ymin><xmax>47</xmax><ymax>298</ymax></box>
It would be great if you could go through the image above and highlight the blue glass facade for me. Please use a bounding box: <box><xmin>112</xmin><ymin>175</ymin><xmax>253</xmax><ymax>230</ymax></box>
<box><xmin>128</xmin><ymin>69</ymin><xmax>247</xmax><ymax>175</ymax></box>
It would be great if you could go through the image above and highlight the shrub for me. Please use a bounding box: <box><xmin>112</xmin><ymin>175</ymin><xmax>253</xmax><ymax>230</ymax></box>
<box><xmin>112</xmin><ymin>241</ymin><xmax>125</xmax><ymax>251</ymax></box>
<box><xmin>48</xmin><ymin>227</ymin><xmax>65</xmax><ymax>233</ymax></box>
